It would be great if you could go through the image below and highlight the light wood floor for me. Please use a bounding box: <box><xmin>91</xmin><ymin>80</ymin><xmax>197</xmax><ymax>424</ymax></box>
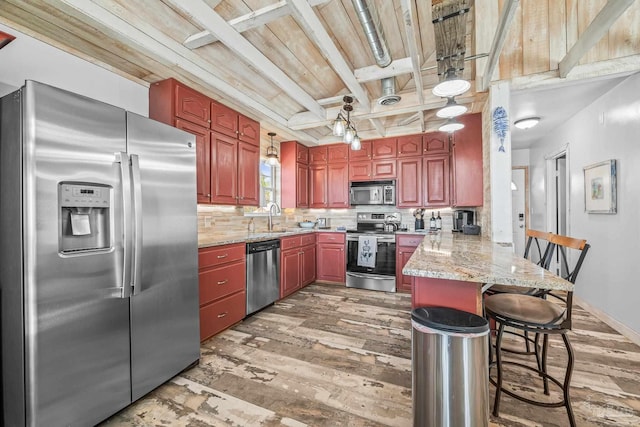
<box><xmin>102</xmin><ymin>283</ymin><xmax>640</xmax><ymax>426</ymax></box>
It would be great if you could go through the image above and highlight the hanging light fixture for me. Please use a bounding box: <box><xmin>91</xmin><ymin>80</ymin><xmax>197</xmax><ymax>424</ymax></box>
<box><xmin>331</xmin><ymin>95</ymin><xmax>361</xmax><ymax>150</ymax></box>
<box><xmin>433</xmin><ymin>68</ymin><xmax>471</xmax><ymax>98</ymax></box>
<box><xmin>438</xmin><ymin>117</ymin><xmax>464</xmax><ymax>133</ymax></box>
<box><xmin>436</xmin><ymin>96</ymin><xmax>468</xmax><ymax>118</ymax></box>
<box><xmin>266</xmin><ymin>132</ymin><xmax>279</xmax><ymax>165</ymax></box>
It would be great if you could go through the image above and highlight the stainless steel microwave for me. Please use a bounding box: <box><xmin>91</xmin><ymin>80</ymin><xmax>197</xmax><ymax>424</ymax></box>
<box><xmin>349</xmin><ymin>180</ymin><xmax>395</xmax><ymax>205</ymax></box>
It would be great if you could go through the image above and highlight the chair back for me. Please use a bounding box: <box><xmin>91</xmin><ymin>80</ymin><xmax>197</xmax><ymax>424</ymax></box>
<box><xmin>523</xmin><ymin>229</ymin><xmax>555</xmax><ymax>269</ymax></box>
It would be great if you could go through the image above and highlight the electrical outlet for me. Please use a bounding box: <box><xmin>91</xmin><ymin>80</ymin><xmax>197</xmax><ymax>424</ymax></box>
<box><xmin>203</xmin><ymin>216</ymin><xmax>212</xmax><ymax>228</ymax></box>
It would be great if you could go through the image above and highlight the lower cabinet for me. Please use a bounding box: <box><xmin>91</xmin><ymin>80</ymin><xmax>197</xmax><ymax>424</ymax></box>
<box><xmin>280</xmin><ymin>233</ymin><xmax>316</xmax><ymax>298</ymax></box>
<box><xmin>396</xmin><ymin>234</ymin><xmax>424</xmax><ymax>293</ymax></box>
<box><xmin>198</xmin><ymin>243</ymin><xmax>246</xmax><ymax>342</ymax></box>
<box><xmin>316</xmin><ymin>232</ymin><xmax>346</xmax><ymax>282</ymax></box>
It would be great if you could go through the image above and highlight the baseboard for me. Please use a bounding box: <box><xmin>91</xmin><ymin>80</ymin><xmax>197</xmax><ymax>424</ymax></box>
<box><xmin>575</xmin><ymin>296</ymin><xmax>640</xmax><ymax>347</ymax></box>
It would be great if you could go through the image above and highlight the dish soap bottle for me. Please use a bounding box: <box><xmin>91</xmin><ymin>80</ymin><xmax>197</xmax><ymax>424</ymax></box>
<box><xmin>429</xmin><ymin>212</ymin><xmax>436</xmax><ymax>229</ymax></box>
<box><xmin>435</xmin><ymin>211</ymin><xmax>442</xmax><ymax>230</ymax></box>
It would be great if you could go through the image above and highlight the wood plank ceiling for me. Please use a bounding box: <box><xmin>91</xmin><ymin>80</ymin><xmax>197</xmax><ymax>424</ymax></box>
<box><xmin>1</xmin><ymin>0</ymin><xmax>639</xmax><ymax>145</ymax></box>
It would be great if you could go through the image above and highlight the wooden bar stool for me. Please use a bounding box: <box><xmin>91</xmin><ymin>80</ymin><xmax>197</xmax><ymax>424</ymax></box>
<box><xmin>485</xmin><ymin>234</ymin><xmax>589</xmax><ymax>427</ymax></box>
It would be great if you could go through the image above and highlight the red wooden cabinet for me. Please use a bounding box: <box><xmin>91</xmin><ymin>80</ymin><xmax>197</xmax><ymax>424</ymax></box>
<box><xmin>452</xmin><ymin>113</ymin><xmax>483</xmax><ymax>207</ymax></box>
<box><xmin>238</xmin><ymin>115</ymin><xmax>260</xmax><ymax>146</ymax></box>
<box><xmin>372</xmin><ymin>138</ymin><xmax>397</xmax><ymax>159</ymax></box>
<box><xmin>149</xmin><ymin>78</ymin><xmax>210</xmax><ymax>129</ymax></box>
<box><xmin>237</xmin><ymin>141</ymin><xmax>260</xmax><ymax>205</ymax></box>
<box><xmin>301</xmin><ymin>244</ymin><xmax>317</xmax><ymax>286</ymax></box>
<box><xmin>349</xmin><ymin>141</ymin><xmax>372</xmax><ymax>160</ymax></box>
<box><xmin>297</xmin><ymin>163</ymin><xmax>309</xmax><ymax>208</ymax></box>
<box><xmin>423</xmin><ymin>132</ymin><xmax>450</xmax><ymax>155</ymax></box>
<box><xmin>280</xmin><ymin>234</ymin><xmax>316</xmax><ymax>298</ymax></box>
<box><xmin>309</xmin><ymin>146</ymin><xmax>328</xmax><ymax>164</ymax></box>
<box><xmin>316</xmin><ymin>233</ymin><xmax>346</xmax><ymax>283</ymax></box>
<box><xmin>423</xmin><ymin>155</ymin><xmax>450</xmax><ymax>207</ymax></box>
<box><xmin>309</xmin><ymin>164</ymin><xmax>328</xmax><ymax>208</ymax></box>
<box><xmin>327</xmin><ymin>163</ymin><xmax>349</xmax><ymax>207</ymax></box>
<box><xmin>348</xmin><ymin>161</ymin><xmax>372</xmax><ymax>181</ymax></box>
<box><xmin>198</xmin><ymin>244</ymin><xmax>246</xmax><ymax>342</ymax></box>
<box><xmin>211</xmin><ymin>131</ymin><xmax>238</xmax><ymax>205</ymax></box>
<box><xmin>281</xmin><ymin>141</ymin><xmax>310</xmax><ymax>208</ymax></box>
<box><xmin>397</xmin><ymin>134</ymin><xmax>423</xmax><ymax>157</ymax></box>
<box><xmin>397</xmin><ymin>158</ymin><xmax>422</xmax><ymax>208</ymax></box>
<box><xmin>176</xmin><ymin>119</ymin><xmax>211</xmax><ymax>204</ymax></box>
<box><xmin>281</xmin><ymin>248</ymin><xmax>301</xmax><ymax>298</ymax></box>
<box><xmin>210</xmin><ymin>100</ymin><xmax>239</xmax><ymax>139</ymax></box>
<box><xmin>371</xmin><ymin>159</ymin><xmax>396</xmax><ymax>179</ymax></box>
<box><xmin>396</xmin><ymin>235</ymin><xmax>424</xmax><ymax>293</ymax></box>
<box><xmin>327</xmin><ymin>144</ymin><xmax>349</xmax><ymax>162</ymax></box>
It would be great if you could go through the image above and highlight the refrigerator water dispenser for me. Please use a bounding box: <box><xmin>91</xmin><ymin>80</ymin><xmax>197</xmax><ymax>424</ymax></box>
<box><xmin>59</xmin><ymin>182</ymin><xmax>111</xmax><ymax>253</ymax></box>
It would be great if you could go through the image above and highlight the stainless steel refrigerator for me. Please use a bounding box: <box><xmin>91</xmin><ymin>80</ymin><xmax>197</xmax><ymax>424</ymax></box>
<box><xmin>0</xmin><ymin>81</ymin><xmax>200</xmax><ymax>426</ymax></box>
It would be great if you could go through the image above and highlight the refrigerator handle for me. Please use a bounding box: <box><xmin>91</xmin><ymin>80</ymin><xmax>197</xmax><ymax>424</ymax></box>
<box><xmin>130</xmin><ymin>154</ymin><xmax>143</xmax><ymax>295</ymax></box>
<box><xmin>116</xmin><ymin>152</ymin><xmax>133</xmax><ymax>298</ymax></box>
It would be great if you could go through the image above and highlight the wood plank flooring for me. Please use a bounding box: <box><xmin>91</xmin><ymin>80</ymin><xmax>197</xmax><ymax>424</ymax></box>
<box><xmin>102</xmin><ymin>283</ymin><xmax>640</xmax><ymax>426</ymax></box>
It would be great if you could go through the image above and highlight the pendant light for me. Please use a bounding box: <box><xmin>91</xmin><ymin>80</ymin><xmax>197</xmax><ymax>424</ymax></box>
<box><xmin>436</xmin><ymin>96</ymin><xmax>468</xmax><ymax>118</ymax></box>
<box><xmin>266</xmin><ymin>132</ymin><xmax>279</xmax><ymax>165</ymax></box>
<box><xmin>438</xmin><ymin>117</ymin><xmax>464</xmax><ymax>133</ymax></box>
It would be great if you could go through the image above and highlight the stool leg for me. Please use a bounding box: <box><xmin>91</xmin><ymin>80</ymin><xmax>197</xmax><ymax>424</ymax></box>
<box><xmin>541</xmin><ymin>334</ymin><xmax>550</xmax><ymax>395</ymax></box>
<box><xmin>492</xmin><ymin>321</ymin><xmax>506</xmax><ymax>417</ymax></box>
<box><xmin>533</xmin><ymin>333</ymin><xmax>542</xmax><ymax>373</ymax></box>
<box><xmin>561</xmin><ymin>332</ymin><xmax>576</xmax><ymax>427</ymax></box>
<box><xmin>524</xmin><ymin>331</ymin><xmax>531</xmax><ymax>353</ymax></box>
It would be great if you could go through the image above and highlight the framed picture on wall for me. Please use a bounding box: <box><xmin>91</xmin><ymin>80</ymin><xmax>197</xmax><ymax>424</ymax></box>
<box><xmin>583</xmin><ymin>159</ymin><xmax>617</xmax><ymax>214</ymax></box>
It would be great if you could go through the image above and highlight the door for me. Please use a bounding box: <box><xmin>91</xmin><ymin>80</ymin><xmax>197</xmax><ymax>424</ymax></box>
<box><xmin>423</xmin><ymin>155</ymin><xmax>450</xmax><ymax>207</ymax></box>
<box><xmin>511</xmin><ymin>167</ymin><xmax>528</xmax><ymax>256</ymax></box>
<box><xmin>281</xmin><ymin>249</ymin><xmax>301</xmax><ymax>297</ymax></box>
<box><xmin>126</xmin><ymin>113</ymin><xmax>200</xmax><ymax>401</ymax></box>
<box><xmin>327</xmin><ymin>163</ymin><xmax>349</xmax><ymax>207</ymax></box>
<box><xmin>301</xmin><ymin>245</ymin><xmax>317</xmax><ymax>286</ymax></box>
<box><xmin>237</xmin><ymin>141</ymin><xmax>260</xmax><ymax>206</ymax></box>
<box><xmin>25</xmin><ymin>81</ymin><xmax>131</xmax><ymax>426</ymax></box>
<box><xmin>546</xmin><ymin>150</ymin><xmax>569</xmax><ymax>276</ymax></box>
<box><xmin>397</xmin><ymin>158</ymin><xmax>422</xmax><ymax>208</ymax></box>
<box><xmin>310</xmin><ymin>164</ymin><xmax>328</xmax><ymax>207</ymax></box>
<box><xmin>211</xmin><ymin>131</ymin><xmax>238</xmax><ymax>204</ymax></box>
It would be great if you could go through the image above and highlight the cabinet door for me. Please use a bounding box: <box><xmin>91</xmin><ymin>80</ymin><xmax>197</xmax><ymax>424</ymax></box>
<box><xmin>349</xmin><ymin>161</ymin><xmax>372</xmax><ymax>181</ymax></box>
<box><xmin>238</xmin><ymin>115</ymin><xmax>260</xmax><ymax>146</ymax></box>
<box><xmin>301</xmin><ymin>245</ymin><xmax>317</xmax><ymax>286</ymax></box>
<box><xmin>327</xmin><ymin>144</ymin><xmax>349</xmax><ymax>162</ymax></box>
<box><xmin>423</xmin><ymin>132</ymin><xmax>450</xmax><ymax>155</ymax></box>
<box><xmin>372</xmin><ymin>138</ymin><xmax>397</xmax><ymax>159</ymax></box>
<box><xmin>349</xmin><ymin>141</ymin><xmax>372</xmax><ymax>160</ymax></box>
<box><xmin>237</xmin><ymin>141</ymin><xmax>259</xmax><ymax>206</ymax></box>
<box><xmin>176</xmin><ymin>120</ymin><xmax>211</xmax><ymax>204</ymax></box>
<box><xmin>396</xmin><ymin>246</ymin><xmax>416</xmax><ymax>293</ymax></box>
<box><xmin>211</xmin><ymin>101</ymin><xmax>239</xmax><ymax>138</ymax></box>
<box><xmin>452</xmin><ymin>113</ymin><xmax>483</xmax><ymax>207</ymax></box>
<box><xmin>397</xmin><ymin>158</ymin><xmax>422</xmax><ymax>208</ymax></box>
<box><xmin>309</xmin><ymin>146</ymin><xmax>328</xmax><ymax>165</ymax></box>
<box><xmin>281</xmin><ymin>249</ymin><xmax>301</xmax><ymax>298</ymax></box>
<box><xmin>297</xmin><ymin>163</ymin><xmax>309</xmax><ymax>208</ymax></box>
<box><xmin>397</xmin><ymin>134</ymin><xmax>422</xmax><ymax>157</ymax></box>
<box><xmin>423</xmin><ymin>155</ymin><xmax>450</xmax><ymax>207</ymax></box>
<box><xmin>296</xmin><ymin>144</ymin><xmax>309</xmax><ymax>164</ymax></box>
<box><xmin>309</xmin><ymin>164</ymin><xmax>328</xmax><ymax>208</ymax></box>
<box><xmin>372</xmin><ymin>159</ymin><xmax>396</xmax><ymax>179</ymax></box>
<box><xmin>317</xmin><ymin>244</ymin><xmax>345</xmax><ymax>282</ymax></box>
<box><xmin>327</xmin><ymin>163</ymin><xmax>349</xmax><ymax>208</ymax></box>
<box><xmin>211</xmin><ymin>131</ymin><xmax>238</xmax><ymax>205</ymax></box>
<box><xmin>175</xmin><ymin>83</ymin><xmax>211</xmax><ymax>128</ymax></box>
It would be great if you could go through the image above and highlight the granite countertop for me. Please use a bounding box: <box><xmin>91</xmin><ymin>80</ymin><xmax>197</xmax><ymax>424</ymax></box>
<box><xmin>402</xmin><ymin>233</ymin><xmax>574</xmax><ymax>292</ymax></box>
<box><xmin>198</xmin><ymin>228</ymin><xmax>345</xmax><ymax>248</ymax></box>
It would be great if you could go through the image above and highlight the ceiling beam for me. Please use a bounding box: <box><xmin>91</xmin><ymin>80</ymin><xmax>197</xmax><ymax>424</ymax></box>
<box><xmin>354</xmin><ymin>57</ymin><xmax>414</xmax><ymax>83</ymax></box>
<box><xmin>474</xmin><ymin>0</ymin><xmax>498</xmax><ymax>93</ymax></box>
<box><xmin>183</xmin><ymin>0</ymin><xmax>330</xmax><ymax>49</ymax></box>
<box><xmin>480</xmin><ymin>0</ymin><xmax>520</xmax><ymax>92</ymax></box>
<box><xmin>401</xmin><ymin>0</ymin><xmax>425</xmax><ymax>132</ymax></box>
<box><xmin>369</xmin><ymin>118</ymin><xmax>386</xmax><ymax>137</ymax></box>
<box><xmin>559</xmin><ymin>0</ymin><xmax>635</xmax><ymax>78</ymax></box>
<box><xmin>56</xmin><ymin>0</ymin><xmax>318</xmax><ymax>144</ymax></box>
<box><xmin>288</xmin><ymin>0</ymin><xmax>371</xmax><ymax>111</ymax></box>
<box><xmin>167</xmin><ymin>0</ymin><xmax>326</xmax><ymax>119</ymax></box>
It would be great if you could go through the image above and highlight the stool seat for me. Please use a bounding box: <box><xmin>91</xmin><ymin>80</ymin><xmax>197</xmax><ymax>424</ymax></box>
<box><xmin>485</xmin><ymin>284</ymin><xmax>540</xmax><ymax>296</ymax></box>
<box><xmin>485</xmin><ymin>294</ymin><xmax>566</xmax><ymax>327</ymax></box>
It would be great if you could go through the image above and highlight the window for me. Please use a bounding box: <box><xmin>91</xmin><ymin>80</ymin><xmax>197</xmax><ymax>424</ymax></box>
<box><xmin>260</xmin><ymin>160</ymin><xmax>276</xmax><ymax>207</ymax></box>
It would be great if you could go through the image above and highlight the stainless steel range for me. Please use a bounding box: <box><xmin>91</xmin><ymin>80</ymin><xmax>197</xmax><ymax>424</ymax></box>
<box><xmin>346</xmin><ymin>212</ymin><xmax>401</xmax><ymax>292</ymax></box>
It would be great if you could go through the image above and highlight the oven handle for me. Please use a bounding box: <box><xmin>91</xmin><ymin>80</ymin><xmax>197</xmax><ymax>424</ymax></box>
<box><xmin>347</xmin><ymin>272</ymin><xmax>396</xmax><ymax>280</ymax></box>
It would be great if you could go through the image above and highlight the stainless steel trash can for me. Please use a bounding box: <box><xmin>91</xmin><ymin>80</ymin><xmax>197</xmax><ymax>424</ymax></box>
<box><xmin>412</xmin><ymin>306</ymin><xmax>490</xmax><ymax>427</ymax></box>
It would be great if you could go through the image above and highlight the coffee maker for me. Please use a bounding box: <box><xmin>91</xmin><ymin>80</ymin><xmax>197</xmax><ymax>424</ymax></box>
<box><xmin>452</xmin><ymin>210</ymin><xmax>474</xmax><ymax>232</ymax></box>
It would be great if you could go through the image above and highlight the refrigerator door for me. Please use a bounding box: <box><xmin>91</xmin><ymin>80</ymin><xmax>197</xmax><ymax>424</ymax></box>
<box><xmin>23</xmin><ymin>81</ymin><xmax>132</xmax><ymax>426</ymax></box>
<box><xmin>126</xmin><ymin>112</ymin><xmax>200</xmax><ymax>401</ymax></box>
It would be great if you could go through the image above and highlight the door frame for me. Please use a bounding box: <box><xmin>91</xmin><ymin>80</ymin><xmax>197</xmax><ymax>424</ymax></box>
<box><xmin>511</xmin><ymin>166</ymin><xmax>529</xmax><ymax>254</ymax></box>
<box><xmin>545</xmin><ymin>144</ymin><xmax>571</xmax><ymax>275</ymax></box>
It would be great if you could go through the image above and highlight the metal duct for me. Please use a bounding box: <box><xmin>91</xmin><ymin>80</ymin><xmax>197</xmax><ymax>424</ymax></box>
<box><xmin>352</xmin><ymin>0</ymin><xmax>401</xmax><ymax>105</ymax></box>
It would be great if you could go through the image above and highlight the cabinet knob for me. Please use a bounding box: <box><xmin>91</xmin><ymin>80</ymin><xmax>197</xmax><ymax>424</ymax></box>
<box><xmin>208</xmin><ymin>119</ymin><xmax>211</xmax><ymax>123</ymax></box>
<box><xmin>207</xmin><ymin>193</ymin><xmax>211</xmax><ymax>197</ymax></box>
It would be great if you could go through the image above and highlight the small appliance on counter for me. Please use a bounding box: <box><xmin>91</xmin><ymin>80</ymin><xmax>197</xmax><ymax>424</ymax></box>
<box><xmin>317</xmin><ymin>217</ymin><xmax>330</xmax><ymax>229</ymax></box>
<box><xmin>452</xmin><ymin>210</ymin><xmax>475</xmax><ymax>232</ymax></box>
<box><xmin>463</xmin><ymin>224</ymin><xmax>481</xmax><ymax>235</ymax></box>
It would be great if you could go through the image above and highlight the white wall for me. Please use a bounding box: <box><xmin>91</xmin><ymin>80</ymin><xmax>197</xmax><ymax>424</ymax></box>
<box><xmin>0</xmin><ymin>22</ymin><xmax>148</xmax><ymax>114</ymax></box>
<box><xmin>529</xmin><ymin>72</ymin><xmax>640</xmax><ymax>335</ymax></box>
<box><xmin>512</xmin><ymin>149</ymin><xmax>530</xmax><ymax>167</ymax></box>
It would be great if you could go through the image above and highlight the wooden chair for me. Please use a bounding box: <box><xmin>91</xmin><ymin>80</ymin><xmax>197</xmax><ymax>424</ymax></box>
<box><xmin>485</xmin><ymin>233</ymin><xmax>589</xmax><ymax>427</ymax></box>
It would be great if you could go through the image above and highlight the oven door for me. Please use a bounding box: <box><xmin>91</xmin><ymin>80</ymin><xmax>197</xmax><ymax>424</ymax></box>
<box><xmin>346</xmin><ymin>234</ymin><xmax>396</xmax><ymax>292</ymax></box>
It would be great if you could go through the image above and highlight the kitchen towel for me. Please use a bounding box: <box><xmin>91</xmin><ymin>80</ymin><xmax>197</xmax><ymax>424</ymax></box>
<box><xmin>357</xmin><ymin>235</ymin><xmax>377</xmax><ymax>268</ymax></box>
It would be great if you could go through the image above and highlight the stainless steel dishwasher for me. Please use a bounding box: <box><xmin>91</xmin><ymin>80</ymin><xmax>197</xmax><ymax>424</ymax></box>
<box><xmin>246</xmin><ymin>239</ymin><xmax>281</xmax><ymax>315</ymax></box>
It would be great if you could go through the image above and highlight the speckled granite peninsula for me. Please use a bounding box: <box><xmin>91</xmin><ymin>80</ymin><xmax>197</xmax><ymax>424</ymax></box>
<box><xmin>402</xmin><ymin>233</ymin><xmax>573</xmax><ymax>313</ymax></box>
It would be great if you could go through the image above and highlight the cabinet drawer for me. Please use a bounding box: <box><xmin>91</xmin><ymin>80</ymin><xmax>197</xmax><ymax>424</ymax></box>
<box><xmin>317</xmin><ymin>233</ymin><xmax>345</xmax><ymax>244</ymax></box>
<box><xmin>300</xmin><ymin>233</ymin><xmax>316</xmax><ymax>246</ymax></box>
<box><xmin>281</xmin><ymin>235</ymin><xmax>301</xmax><ymax>250</ymax></box>
<box><xmin>396</xmin><ymin>235</ymin><xmax>424</xmax><ymax>247</ymax></box>
<box><xmin>199</xmin><ymin>244</ymin><xmax>245</xmax><ymax>268</ymax></box>
<box><xmin>199</xmin><ymin>260</ymin><xmax>246</xmax><ymax>306</ymax></box>
<box><xmin>200</xmin><ymin>291</ymin><xmax>246</xmax><ymax>342</ymax></box>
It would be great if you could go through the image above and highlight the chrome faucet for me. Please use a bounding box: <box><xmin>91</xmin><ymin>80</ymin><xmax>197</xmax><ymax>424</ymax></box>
<box><xmin>267</xmin><ymin>202</ymin><xmax>281</xmax><ymax>231</ymax></box>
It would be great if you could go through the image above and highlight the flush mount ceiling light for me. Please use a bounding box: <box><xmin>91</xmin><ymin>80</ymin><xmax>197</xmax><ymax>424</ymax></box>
<box><xmin>331</xmin><ymin>95</ymin><xmax>361</xmax><ymax>150</ymax></box>
<box><xmin>266</xmin><ymin>132</ymin><xmax>279</xmax><ymax>166</ymax></box>
<box><xmin>514</xmin><ymin>117</ymin><xmax>540</xmax><ymax>130</ymax></box>
<box><xmin>438</xmin><ymin>117</ymin><xmax>465</xmax><ymax>133</ymax></box>
<box><xmin>436</xmin><ymin>96</ymin><xmax>468</xmax><ymax>118</ymax></box>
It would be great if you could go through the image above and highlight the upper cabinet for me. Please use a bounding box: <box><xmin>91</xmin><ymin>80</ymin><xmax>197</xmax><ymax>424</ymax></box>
<box><xmin>397</xmin><ymin>135</ymin><xmax>423</xmax><ymax>158</ymax></box>
<box><xmin>423</xmin><ymin>132</ymin><xmax>450</xmax><ymax>155</ymax></box>
<box><xmin>149</xmin><ymin>78</ymin><xmax>260</xmax><ymax>206</ymax></box>
<box><xmin>281</xmin><ymin>141</ymin><xmax>309</xmax><ymax>208</ymax></box>
<box><xmin>371</xmin><ymin>138</ymin><xmax>397</xmax><ymax>159</ymax></box>
<box><xmin>451</xmin><ymin>113</ymin><xmax>483</xmax><ymax>207</ymax></box>
<box><xmin>308</xmin><ymin>143</ymin><xmax>349</xmax><ymax>208</ymax></box>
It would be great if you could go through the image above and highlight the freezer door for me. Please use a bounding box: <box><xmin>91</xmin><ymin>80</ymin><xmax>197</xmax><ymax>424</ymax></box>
<box><xmin>22</xmin><ymin>81</ymin><xmax>132</xmax><ymax>426</ymax></box>
<box><xmin>126</xmin><ymin>112</ymin><xmax>200</xmax><ymax>401</ymax></box>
